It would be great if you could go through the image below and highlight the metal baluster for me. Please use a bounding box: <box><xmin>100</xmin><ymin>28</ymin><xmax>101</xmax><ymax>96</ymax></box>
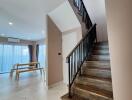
<box><xmin>74</xmin><ymin>50</ymin><xmax>76</xmax><ymax>74</ymax></box>
<box><xmin>77</xmin><ymin>46</ymin><xmax>79</xmax><ymax>70</ymax></box>
<box><xmin>71</xmin><ymin>54</ymin><xmax>73</xmax><ymax>81</ymax></box>
<box><xmin>68</xmin><ymin>57</ymin><xmax>71</xmax><ymax>97</ymax></box>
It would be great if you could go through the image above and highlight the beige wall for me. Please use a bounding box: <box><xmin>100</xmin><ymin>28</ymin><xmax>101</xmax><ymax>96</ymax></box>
<box><xmin>62</xmin><ymin>27</ymin><xmax>82</xmax><ymax>84</ymax></box>
<box><xmin>47</xmin><ymin>16</ymin><xmax>63</xmax><ymax>86</ymax></box>
<box><xmin>83</xmin><ymin>0</ymin><xmax>108</xmax><ymax>42</ymax></box>
<box><xmin>105</xmin><ymin>0</ymin><xmax>132</xmax><ymax>100</ymax></box>
<box><xmin>36</xmin><ymin>39</ymin><xmax>46</xmax><ymax>45</ymax></box>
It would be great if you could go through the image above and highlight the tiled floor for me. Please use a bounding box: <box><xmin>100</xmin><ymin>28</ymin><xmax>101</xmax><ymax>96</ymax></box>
<box><xmin>0</xmin><ymin>72</ymin><xmax>67</xmax><ymax>100</ymax></box>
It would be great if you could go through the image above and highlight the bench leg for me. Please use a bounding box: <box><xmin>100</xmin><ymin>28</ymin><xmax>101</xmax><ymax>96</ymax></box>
<box><xmin>43</xmin><ymin>69</ymin><xmax>46</xmax><ymax>82</ymax></box>
<box><xmin>10</xmin><ymin>69</ymin><xmax>14</xmax><ymax>78</ymax></box>
<box><xmin>40</xmin><ymin>69</ymin><xmax>43</xmax><ymax>76</ymax></box>
<box><xmin>16</xmin><ymin>72</ymin><xmax>19</xmax><ymax>81</ymax></box>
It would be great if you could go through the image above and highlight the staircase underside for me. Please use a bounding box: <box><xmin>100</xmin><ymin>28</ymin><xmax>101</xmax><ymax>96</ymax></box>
<box><xmin>68</xmin><ymin>0</ymin><xmax>92</xmax><ymax>36</ymax></box>
<box><xmin>62</xmin><ymin>42</ymin><xmax>113</xmax><ymax>100</ymax></box>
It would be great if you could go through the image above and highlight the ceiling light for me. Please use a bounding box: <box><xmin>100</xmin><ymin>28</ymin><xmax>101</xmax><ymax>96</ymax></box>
<box><xmin>9</xmin><ymin>22</ymin><xmax>13</xmax><ymax>26</ymax></box>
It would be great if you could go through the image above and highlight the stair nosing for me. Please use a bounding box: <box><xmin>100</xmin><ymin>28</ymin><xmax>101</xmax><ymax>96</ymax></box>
<box><xmin>87</xmin><ymin>67</ymin><xmax>111</xmax><ymax>70</ymax></box>
<box><xmin>86</xmin><ymin>60</ymin><xmax>110</xmax><ymax>63</ymax></box>
<box><xmin>92</xmin><ymin>54</ymin><xmax>110</xmax><ymax>56</ymax></box>
<box><xmin>74</xmin><ymin>83</ymin><xmax>113</xmax><ymax>99</ymax></box>
<box><xmin>88</xmin><ymin>59</ymin><xmax>110</xmax><ymax>61</ymax></box>
<box><xmin>79</xmin><ymin>74</ymin><xmax>112</xmax><ymax>82</ymax></box>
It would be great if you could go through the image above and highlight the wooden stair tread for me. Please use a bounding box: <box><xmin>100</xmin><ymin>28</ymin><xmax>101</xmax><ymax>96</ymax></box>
<box><xmin>75</xmin><ymin>83</ymin><xmax>113</xmax><ymax>99</ymax></box>
<box><xmin>94</xmin><ymin>47</ymin><xmax>109</xmax><ymax>50</ymax></box>
<box><xmin>88</xmin><ymin>59</ymin><xmax>110</xmax><ymax>61</ymax></box>
<box><xmin>61</xmin><ymin>94</ymin><xmax>73</xmax><ymax>100</ymax></box>
<box><xmin>92</xmin><ymin>50</ymin><xmax>109</xmax><ymax>56</ymax></box>
<box><xmin>95</xmin><ymin>42</ymin><xmax>108</xmax><ymax>45</ymax></box>
<box><xmin>94</xmin><ymin>46</ymin><xmax>109</xmax><ymax>48</ymax></box>
<box><xmin>80</xmin><ymin>74</ymin><xmax>112</xmax><ymax>82</ymax></box>
<box><xmin>85</xmin><ymin>65</ymin><xmax>110</xmax><ymax>68</ymax></box>
<box><xmin>87</xmin><ymin>67</ymin><xmax>111</xmax><ymax>70</ymax></box>
<box><xmin>92</xmin><ymin>54</ymin><xmax>110</xmax><ymax>56</ymax></box>
<box><xmin>90</xmin><ymin>55</ymin><xmax>110</xmax><ymax>59</ymax></box>
<box><xmin>86</xmin><ymin>60</ymin><xmax>110</xmax><ymax>63</ymax></box>
<box><xmin>85</xmin><ymin>61</ymin><xmax>110</xmax><ymax>66</ymax></box>
<box><xmin>61</xmin><ymin>93</ymin><xmax>85</xmax><ymax>100</ymax></box>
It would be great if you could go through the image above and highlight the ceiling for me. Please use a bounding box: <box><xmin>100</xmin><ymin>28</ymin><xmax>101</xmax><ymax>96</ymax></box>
<box><xmin>0</xmin><ymin>0</ymin><xmax>64</xmax><ymax>41</ymax></box>
<box><xmin>49</xmin><ymin>1</ymin><xmax>80</xmax><ymax>32</ymax></box>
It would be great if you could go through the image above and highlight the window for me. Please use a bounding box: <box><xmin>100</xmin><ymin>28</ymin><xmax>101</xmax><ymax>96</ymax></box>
<box><xmin>0</xmin><ymin>44</ymin><xmax>29</xmax><ymax>73</ymax></box>
<box><xmin>3</xmin><ymin>45</ymin><xmax>13</xmax><ymax>72</ymax></box>
<box><xmin>38</xmin><ymin>45</ymin><xmax>46</xmax><ymax>67</ymax></box>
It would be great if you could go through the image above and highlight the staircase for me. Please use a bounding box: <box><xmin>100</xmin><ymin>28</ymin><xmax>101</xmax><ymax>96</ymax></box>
<box><xmin>68</xmin><ymin>0</ymin><xmax>92</xmax><ymax>36</ymax></box>
<box><xmin>61</xmin><ymin>0</ymin><xmax>113</xmax><ymax>99</ymax></box>
<box><xmin>62</xmin><ymin>42</ymin><xmax>113</xmax><ymax>100</ymax></box>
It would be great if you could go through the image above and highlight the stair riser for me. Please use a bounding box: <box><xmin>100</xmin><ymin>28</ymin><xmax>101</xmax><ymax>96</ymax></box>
<box><xmin>73</xmin><ymin>87</ymin><xmax>113</xmax><ymax>100</ymax></box>
<box><xmin>84</xmin><ymin>61</ymin><xmax>110</xmax><ymax>68</ymax></box>
<box><xmin>90</xmin><ymin>55</ymin><xmax>110</xmax><ymax>61</ymax></box>
<box><xmin>83</xmin><ymin>69</ymin><xmax>111</xmax><ymax>78</ymax></box>
<box><xmin>75</xmin><ymin>78</ymin><xmax>112</xmax><ymax>92</ymax></box>
<box><xmin>96</xmin><ymin>42</ymin><xmax>108</xmax><ymax>46</ymax></box>
<box><xmin>95</xmin><ymin>43</ymin><xmax>108</xmax><ymax>46</ymax></box>
<box><xmin>93</xmin><ymin>50</ymin><xmax>109</xmax><ymax>55</ymax></box>
<box><xmin>83</xmin><ymin>65</ymin><xmax>110</xmax><ymax>69</ymax></box>
<box><xmin>94</xmin><ymin>46</ymin><xmax>109</xmax><ymax>50</ymax></box>
<box><xmin>61</xmin><ymin>94</ymin><xmax>85</xmax><ymax>100</ymax></box>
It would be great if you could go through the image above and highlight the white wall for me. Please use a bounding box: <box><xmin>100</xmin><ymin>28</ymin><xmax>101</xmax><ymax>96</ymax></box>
<box><xmin>48</xmin><ymin>0</ymin><xmax>82</xmax><ymax>84</ymax></box>
<box><xmin>83</xmin><ymin>0</ymin><xmax>108</xmax><ymax>41</ymax></box>
<box><xmin>62</xmin><ymin>28</ymin><xmax>82</xmax><ymax>84</ymax></box>
<box><xmin>105</xmin><ymin>0</ymin><xmax>132</xmax><ymax>100</ymax></box>
<box><xmin>48</xmin><ymin>1</ymin><xmax>80</xmax><ymax>32</ymax></box>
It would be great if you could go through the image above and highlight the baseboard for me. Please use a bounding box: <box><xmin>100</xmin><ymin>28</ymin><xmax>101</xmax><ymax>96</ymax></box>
<box><xmin>48</xmin><ymin>81</ymin><xmax>63</xmax><ymax>89</ymax></box>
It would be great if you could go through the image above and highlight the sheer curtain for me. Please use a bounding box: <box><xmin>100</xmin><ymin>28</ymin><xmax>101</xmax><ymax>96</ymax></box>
<box><xmin>3</xmin><ymin>45</ymin><xmax>13</xmax><ymax>72</ymax></box>
<box><xmin>21</xmin><ymin>46</ymin><xmax>29</xmax><ymax>63</ymax></box>
<box><xmin>38</xmin><ymin>45</ymin><xmax>46</xmax><ymax>67</ymax></box>
<box><xmin>0</xmin><ymin>44</ymin><xmax>29</xmax><ymax>74</ymax></box>
<box><xmin>0</xmin><ymin>45</ymin><xmax>3</xmax><ymax>73</ymax></box>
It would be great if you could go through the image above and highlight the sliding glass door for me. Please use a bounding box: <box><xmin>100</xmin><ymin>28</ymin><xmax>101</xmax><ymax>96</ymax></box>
<box><xmin>3</xmin><ymin>45</ymin><xmax>13</xmax><ymax>73</ymax></box>
<box><xmin>0</xmin><ymin>45</ymin><xmax>3</xmax><ymax>73</ymax></box>
<box><xmin>38</xmin><ymin>45</ymin><xmax>46</xmax><ymax>67</ymax></box>
<box><xmin>21</xmin><ymin>46</ymin><xmax>29</xmax><ymax>63</ymax></box>
<box><xmin>0</xmin><ymin>44</ymin><xmax>29</xmax><ymax>73</ymax></box>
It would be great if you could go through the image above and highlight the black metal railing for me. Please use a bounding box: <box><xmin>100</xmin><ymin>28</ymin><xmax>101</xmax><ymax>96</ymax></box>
<box><xmin>73</xmin><ymin>0</ymin><xmax>92</xmax><ymax>30</ymax></box>
<box><xmin>67</xmin><ymin>24</ymin><xmax>97</xmax><ymax>97</ymax></box>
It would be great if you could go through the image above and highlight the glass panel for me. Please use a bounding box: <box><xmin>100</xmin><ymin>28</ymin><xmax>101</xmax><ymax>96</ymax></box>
<box><xmin>13</xmin><ymin>45</ymin><xmax>22</xmax><ymax>65</ymax></box>
<box><xmin>21</xmin><ymin>46</ymin><xmax>29</xmax><ymax>63</ymax></box>
<box><xmin>0</xmin><ymin>44</ymin><xmax>3</xmax><ymax>73</ymax></box>
<box><xmin>0</xmin><ymin>44</ymin><xmax>29</xmax><ymax>73</ymax></box>
<box><xmin>3</xmin><ymin>45</ymin><xmax>13</xmax><ymax>72</ymax></box>
<box><xmin>38</xmin><ymin>45</ymin><xmax>46</xmax><ymax>67</ymax></box>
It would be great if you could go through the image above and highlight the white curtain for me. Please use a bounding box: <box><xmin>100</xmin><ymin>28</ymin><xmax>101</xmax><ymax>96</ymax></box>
<box><xmin>38</xmin><ymin>45</ymin><xmax>46</xmax><ymax>67</ymax></box>
<box><xmin>0</xmin><ymin>44</ymin><xmax>29</xmax><ymax>73</ymax></box>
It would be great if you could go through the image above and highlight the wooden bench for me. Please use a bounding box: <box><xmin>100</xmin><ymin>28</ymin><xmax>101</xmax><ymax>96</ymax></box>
<box><xmin>10</xmin><ymin>62</ymin><xmax>44</xmax><ymax>80</ymax></box>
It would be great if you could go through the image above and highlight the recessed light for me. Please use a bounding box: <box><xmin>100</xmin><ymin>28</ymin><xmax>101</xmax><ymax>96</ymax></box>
<box><xmin>9</xmin><ymin>22</ymin><xmax>13</xmax><ymax>26</ymax></box>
